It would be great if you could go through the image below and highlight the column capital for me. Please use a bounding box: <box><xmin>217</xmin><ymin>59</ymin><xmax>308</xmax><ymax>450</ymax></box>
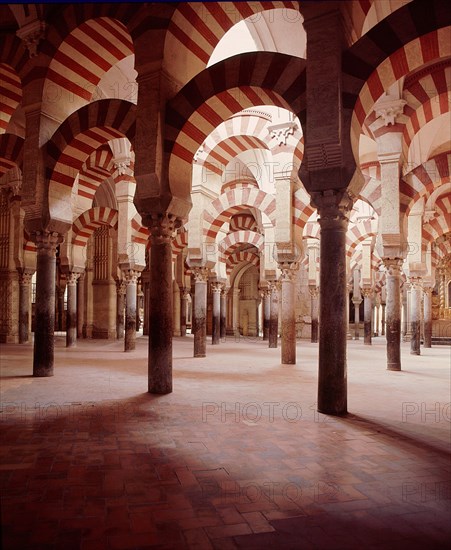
<box><xmin>310</xmin><ymin>190</ymin><xmax>353</xmax><ymax>229</ymax></box>
<box><xmin>308</xmin><ymin>286</ymin><xmax>319</xmax><ymax>298</ymax></box>
<box><xmin>408</xmin><ymin>276</ymin><xmax>423</xmax><ymax>291</ymax></box>
<box><xmin>279</xmin><ymin>262</ymin><xmax>299</xmax><ymax>282</ymax></box>
<box><xmin>66</xmin><ymin>272</ymin><xmax>80</xmax><ymax>286</ymax></box>
<box><xmin>116</xmin><ymin>279</ymin><xmax>126</xmax><ymax>295</ymax></box>
<box><xmin>16</xmin><ymin>19</ymin><xmax>46</xmax><ymax>57</ymax></box>
<box><xmin>361</xmin><ymin>287</ymin><xmax>373</xmax><ymax>298</ymax></box>
<box><xmin>122</xmin><ymin>269</ymin><xmax>140</xmax><ymax>285</ymax></box>
<box><xmin>193</xmin><ymin>267</ymin><xmax>209</xmax><ymax>283</ymax></box>
<box><xmin>383</xmin><ymin>257</ymin><xmax>404</xmax><ymax>276</ymax></box>
<box><xmin>19</xmin><ymin>270</ymin><xmax>33</xmax><ymax>285</ymax></box>
<box><xmin>33</xmin><ymin>231</ymin><xmax>63</xmax><ymax>253</ymax></box>
<box><xmin>211</xmin><ymin>282</ymin><xmax>224</xmax><ymax>293</ymax></box>
<box><xmin>181</xmin><ymin>288</ymin><xmax>190</xmax><ymax>299</ymax></box>
<box><xmin>143</xmin><ymin>212</ymin><xmax>183</xmax><ymax>245</ymax></box>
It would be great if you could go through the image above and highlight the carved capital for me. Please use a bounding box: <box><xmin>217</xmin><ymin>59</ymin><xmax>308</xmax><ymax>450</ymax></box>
<box><xmin>116</xmin><ymin>279</ymin><xmax>126</xmax><ymax>295</ymax></box>
<box><xmin>16</xmin><ymin>20</ymin><xmax>46</xmax><ymax>57</ymax></box>
<box><xmin>361</xmin><ymin>288</ymin><xmax>373</xmax><ymax>298</ymax></box>
<box><xmin>33</xmin><ymin>231</ymin><xmax>63</xmax><ymax>253</ymax></box>
<box><xmin>374</xmin><ymin>98</ymin><xmax>407</xmax><ymax>126</ymax></box>
<box><xmin>278</xmin><ymin>262</ymin><xmax>299</xmax><ymax>282</ymax></box>
<box><xmin>19</xmin><ymin>270</ymin><xmax>33</xmax><ymax>286</ymax></box>
<box><xmin>310</xmin><ymin>189</ymin><xmax>353</xmax><ymax>229</ymax></box>
<box><xmin>308</xmin><ymin>286</ymin><xmax>319</xmax><ymax>299</ymax></box>
<box><xmin>66</xmin><ymin>272</ymin><xmax>80</xmax><ymax>286</ymax></box>
<box><xmin>123</xmin><ymin>269</ymin><xmax>139</xmax><ymax>285</ymax></box>
<box><xmin>383</xmin><ymin>257</ymin><xmax>404</xmax><ymax>277</ymax></box>
<box><xmin>268</xmin><ymin>121</ymin><xmax>297</xmax><ymax>146</ymax></box>
<box><xmin>211</xmin><ymin>282</ymin><xmax>224</xmax><ymax>293</ymax></box>
<box><xmin>143</xmin><ymin>212</ymin><xmax>182</xmax><ymax>245</ymax></box>
<box><xmin>113</xmin><ymin>157</ymin><xmax>131</xmax><ymax>176</ymax></box>
<box><xmin>193</xmin><ymin>267</ymin><xmax>209</xmax><ymax>283</ymax></box>
<box><xmin>409</xmin><ymin>276</ymin><xmax>423</xmax><ymax>291</ymax></box>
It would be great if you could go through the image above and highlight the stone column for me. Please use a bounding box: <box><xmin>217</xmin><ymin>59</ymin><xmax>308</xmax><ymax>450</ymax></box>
<box><xmin>423</xmin><ymin>286</ymin><xmax>432</xmax><ymax>348</ymax></box>
<box><xmin>173</xmin><ymin>280</ymin><xmax>181</xmax><ymax>336</ymax></box>
<box><xmin>279</xmin><ymin>263</ymin><xmax>298</xmax><ymax>365</ymax></box>
<box><xmin>384</xmin><ymin>258</ymin><xmax>403</xmax><ymax>371</ymax></box>
<box><xmin>180</xmin><ymin>289</ymin><xmax>188</xmax><ymax>337</ymax></box>
<box><xmin>309</xmin><ymin>286</ymin><xmax>319</xmax><ymax>343</ymax></box>
<box><xmin>262</xmin><ymin>288</ymin><xmax>271</xmax><ymax>341</ymax></box>
<box><xmin>77</xmin><ymin>272</ymin><xmax>85</xmax><ymax>339</ymax></box>
<box><xmin>374</xmin><ymin>295</ymin><xmax>380</xmax><ymax>336</ymax></box>
<box><xmin>439</xmin><ymin>270</ymin><xmax>445</xmax><ymax>319</ymax></box>
<box><xmin>346</xmin><ymin>283</ymin><xmax>353</xmax><ymax>340</ymax></box>
<box><xmin>268</xmin><ymin>281</ymin><xmax>279</xmax><ymax>349</ymax></box>
<box><xmin>147</xmin><ymin>214</ymin><xmax>179</xmax><ymax>394</ymax></box>
<box><xmin>193</xmin><ymin>267</ymin><xmax>208</xmax><ymax>356</ymax></box>
<box><xmin>402</xmin><ymin>286</ymin><xmax>408</xmax><ymax>337</ymax></box>
<box><xmin>381</xmin><ymin>301</ymin><xmax>386</xmax><ymax>336</ymax></box>
<box><xmin>312</xmin><ymin>191</ymin><xmax>352</xmax><ymax>416</ymax></box>
<box><xmin>220</xmin><ymin>288</ymin><xmax>227</xmax><ymax>340</ymax></box>
<box><xmin>404</xmin><ymin>286</ymin><xmax>412</xmax><ymax>342</ymax></box>
<box><xmin>211</xmin><ymin>282</ymin><xmax>222</xmax><ymax>345</ymax></box>
<box><xmin>66</xmin><ymin>272</ymin><xmax>80</xmax><ymax>348</ymax></box>
<box><xmin>56</xmin><ymin>282</ymin><xmax>65</xmax><ymax>332</ymax></box>
<box><xmin>353</xmin><ymin>298</ymin><xmax>362</xmax><ymax>340</ymax></box>
<box><xmin>33</xmin><ymin>231</ymin><xmax>61</xmax><ymax>377</ymax></box>
<box><xmin>116</xmin><ymin>280</ymin><xmax>125</xmax><ymax>339</ymax></box>
<box><xmin>362</xmin><ymin>288</ymin><xmax>372</xmax><ymax>345</ymax></box>
<box><xmin>123</xmin><ymin>269</ymin><xmax>138</xmax><ymax>351</ymax></box>
<box><xmin>409</xmin><ymin>277</ymin><xmax>422</xmax><ymax>355</ymax></box>
<box><xmin>232</xmin><ymin>287</ymin><xmax>240</xmax><ymax>336</ymax></box>
<box><xmin>18</xmin><ymin>271</ymin><xmax>32</xmax><ymax>344</ymax></box>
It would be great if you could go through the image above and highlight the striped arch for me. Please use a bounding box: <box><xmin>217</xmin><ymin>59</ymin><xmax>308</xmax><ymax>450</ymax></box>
<box><xmin>72</xmin><ymin>207</ymin><xmax>118</xmax><ymax>247</ymax></box>
<box><xmin>226</xmin><ymin>250</ymin><xmax>260</xmax><ymax>275</ymax></box>
<box><xmin>422</xmin><ymin>196</ymin><xmax>451</xmax><ymax>243</ymax></box>
<box><xmin>203</xmin><ymin>186</ymin><xmax>276</xmax><ymax>240</ymax></box>
<box><xmin>347</xmin><ymin>231</ymin><xmax>377</xmax><ymax>259</ymax></box>
<box><xmin>47</xmin><ymin>99</ymin><xmax>136</xmax><ymax>226</ymax></box>
<box><xmin>402</xmin><ymin>152</ymin><xmax>451</xmax><ymax>215</ymax></box>
<box><xmin>303</xmin><ymin>221</ymin><xmax>320</xmax><ymax>240</ymax></box>
<box><xmin>344</xmin><ymin>0</ymin><xmax>451</xmax><ymax>148</ymax></box>
<box><xmin>42</xmin><ymin>17</ymin><xmax>135</xmax><ymax>123</ymax></box>
<box><xmin>219</xmin><ymin>230</ymin><xmax>264</xmax><ymax>257</ymax></box>
<box><xmin>346</xmin><ymin>218</ymin><xmax>378</xmax><ymax>255</ymax></box>
<box><xmin>433</xmin><ymin>239</ymin><xmax>451</xmax><ymax>268</ymax></box>
<box><xmin>172</xmin><ymin>230</ymin><xmax>188</xmax><ymax>258</ymax></box>
<box><xmin>0</xmin><ymin>35</ymin><xmax>28</xmax><ymax>77</ymax></box>
<box><xmin>166</xmin><ymin>51</ymin><xmax>305</xmax><ymax>200</ymax></box>
<box><xmin>0</xmin><ymin>133</ymin><xmax>24</xmax><ymax>175</ymax></box>
<box><xmin>202</xmin><ymin>135</ymin><xmax>269</xmax><ymax>176</ymax></box>
<box><xmin>350</xmin><ymin>249</ymin><xmax>381</xmax><ymax>274</ymax></box>
<box><xmin>229</xmin><ymin>213</ymin><xmax>259</xmax><ymax>232</ymax></box>
<box><xmin>131</xmin><ymin>214</ymin><xmax>149</xmax><ymax>245</ymax></box>
<box><xmin>164</xmin><ymin>2</ymin><xmax>300</xmax><ymax>88</ymax></box>
<box><xmin>293</xmin><ymin>187</ymin><xmax>314</xmax><ymax>230</ymax></box>
<box><xmin>0</xmin><ymin>64</ymin><xmax>21</xmax><ymax>134</ymax></box>
<box><xmin>77</xmin><ymin>146</ymin><xmax>115</xmax><ymax>203</ymax></box>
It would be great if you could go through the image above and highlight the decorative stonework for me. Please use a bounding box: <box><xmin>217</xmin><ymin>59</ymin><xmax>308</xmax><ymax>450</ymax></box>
<box><xmin>123</xmin><ymin>269</ymin><xmax>139</xmax><ymax>285</ymax></box>
<box><xmin>409</xmin><ymin>276</ymin><xmax>423</xmax><ymax>291</ymax></box>
<box><xmin>16</xmin><ymin>20</ymin><xmax>46</xmax><ymax>57</ymax></box>
<box><xmin>211</xmin><ymin>282</ymin><xmax>224</xmax><ymax>293</ymax></box>
<box><xmin>193</xmin><ymin>267</ymin><xmax>209</xmax><ymax>283</ymax></box>
<box><xmin>33</xmin><ymin>231</ymin><xmax>63</xmax><ymax>253</ymax></box>
<box><xmin>374</xmin><ymin>98</ymin><xmax>406</xmax><ymax>126</ymax></box>
<box><xmin>423</xmin><ymin>209</ymin><xmax>437</xmax><ymax>223</ymax></box>
<box><xmin>279</xmin><ymin>262</ymin><xmax>299</xmax><ymax>282</ymax></box>
<box><xmin>145</xmin><ymin>213</ymin><xmax>182</xmax><ymax>245</ymax></box>
<box><xmin>116</xmin><ymin>280</ymin><xmax>126</xmax><ymax>295</ymax></box>
<box><xmin>308</xmin><ymin>286</ymin><xmax>319</xmax><ymax>299</ymax></box>
<box><xmin>383</xmin><ymin>258</ymin><xmax>404</xmax><ymax>277</ymax></box>
<box><xmin>268</xmin><ymin>122</ymin><xmax>297</xmax><ymax>146</ymax></box>
<box><xmin>361</xmin><ymin>288</ymin><xmax>373</xmax><ymax>298</ymax></box>
<box><xmin>306</xmin><ymin>142</ymin><xmax>342</xmax><ymax>170</ymax></box>
<box><xmin>113</xmin><ymin>158</ymin><xmax>131</xmax><ymax>176</ymax></box>
<box><xmin>66</xmin><ymin>272</ymin><xmax>80</xmax><ymax>286</ymax></box>
<box><xmin>311</xmin><ymin>190</ymin><xmax>353</xmax><ymax>229</ymax></box>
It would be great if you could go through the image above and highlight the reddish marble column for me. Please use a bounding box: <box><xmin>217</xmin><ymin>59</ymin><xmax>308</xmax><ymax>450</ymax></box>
<box><xmin>211</xmin><ymin>282</ymin><xmax>222</xmax><ymax>345</ymax></box>
<box><xmin>381</xmin><ymin>301</ymin><xmax>386</xmax><ymax>336</ymax></box>
<box><xmin>309</xmin><ymin>286</ymin><xmax>319</xmax><ymax>343</ymax></box>
<box><xmin>66</xmin><ymin>272</ymin><xmax>80</xmax><ymax>348</ymax></box>
<box><xmin>279</xmin><ymin>263</ymin><xmax>298</xmax><ymax>364</ymax></box>
<box><xmin>384</xmin><ymin>258</ymin><xmax>403</xmax><ymax>371</ymax></box>
<box><xmin>33</xmin><ymin>231</ymin><xmax>62</xmax><ymax>377</ymax></box>
<box><xmin>362</xmin><ymin>288</ymin><xmax>373</xmax><ymax>345</ymax></box>
<box><xmin>353</xmin><ymin>298</ymin><xmax>362</xmax><ymax>340</ymax></box>
<box><xmin>409</xmin><ymin>277</ymin><xmax>422</xmax><ymax>356</ymax></box>
<box><xmin>147</xmin><ymin>213</ymin><xmax>180</xmax><ymax>394</ymax></box>
<box><xmin>193</xmin><ymin>267</ymin><xmax>208</xmax><ymax>357</ymax></box>
<box><xmin>312</xmin><ymin>191</ymin><xmax>352</xmax><ymax>416</ymax></box>
<box><xmin>423</xmin><ymin>286</ymin><xmax>432</xmax><ymax>348</ymax></box>
<box><xmin>18</xmin><ymin>271</ymin><xmax>32</xmax><ymax>344</ymax></box>
<box><xmin>268</xmin><ymin>282</ymin><xmax>279</xmax><ymax>349</ymax></box>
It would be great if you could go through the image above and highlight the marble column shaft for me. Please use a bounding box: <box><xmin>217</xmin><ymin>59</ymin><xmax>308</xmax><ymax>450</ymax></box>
<box><xmin>280</xmin><ymin>265</ymin><xmax>297</xmax><ymax>364</ymax></box>
<box><xmin>33</xmin><ymin>231</ymin><xmax>61</xmax><ymax>377</ymax></box>
<box><xmin>268</xmin><ymin>282</ymin><xmax>279</xmax><ymax>349</ymax></box>
<box><xmin>362</xmin><ymin>289</ymin><xmax>372</xmax><ymax>345</ymax></box>
<box><xmin>77</xmin><ymin>272</ymin><xmax>85</xmax><ymax>339</ymax></box>
<box><xmin>180</xmin><ymin>289</ymin><xmax>188</xmax><ymax>337</ymax></box>
<box><xmin>19</xmin><ymin>272</ymin><xmax>32</xmax><ymax>344</ymax></box>
<box><xmin>173</xmin><ymin>281</ymin><xmax>181</xmax><ymax>337</ymax></box>
<box><xmin>353</xmin><ymin>299</ymin><xmax>362</xmax><ymax>340</ymax></box>
<box><xmin>124</xmin><ymin>270</ymin><xmax>138</xmax><ymax>351</ymax></box>
<box><xmin>309</xmin><ymin>286</ymin><xmax>319</xmax><ymax>343</ymax></box>
<box><xmin>116</xmin><ymin>280</ymin><xmax>125</xmax><ymax>339</ymax></box>
<box><xmin>211</xmin><ymin>282</ymin><xmax>222</xmax><ymax>345</ymax></box>
<box><xmin>193</xmin><ymin>268</ymin><xmax>208</xmax><ymax>357</ymax></box>
<box><xmin>220</xmin><ymin>290</ymin><xmax>227</xmax><ymax>340</ymax></box>
<box><xmin>384</xmin><ymin>259</ymin><xmax>403</xmax><ymax>371</ymax></box>
<box><xmin>66</xmin><ymin>273</ymin><xmax>80</xmax><ymax>347</ymax></box>
<box><xmin>409</xmin><ymin>277</ymin><xmax>422</xmax><ymax>355</ymax></box>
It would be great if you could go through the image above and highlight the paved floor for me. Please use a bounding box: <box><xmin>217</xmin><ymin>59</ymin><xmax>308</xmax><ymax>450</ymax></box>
<box><xmin>1</xmin><ymin>335</ymin><xmax>450</xmax><ymax>549</ymax></box>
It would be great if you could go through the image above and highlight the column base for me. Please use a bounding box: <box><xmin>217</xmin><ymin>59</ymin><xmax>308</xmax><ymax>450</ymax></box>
<box><xmin>387</xmin><ymin>365</ymin><xmax>401</xmax><ymax>371</ymax></box>
<box><xmin>410</xmin><ymin>350</ymin><xmax>420</xmax><ymax>356</ymax></box>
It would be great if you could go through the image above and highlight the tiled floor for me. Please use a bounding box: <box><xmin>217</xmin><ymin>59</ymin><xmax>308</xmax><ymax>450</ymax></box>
<box><xmin>1</xmin><ymin>335</ymin><xmax>450</xmax><ymax>549</ymax></box>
